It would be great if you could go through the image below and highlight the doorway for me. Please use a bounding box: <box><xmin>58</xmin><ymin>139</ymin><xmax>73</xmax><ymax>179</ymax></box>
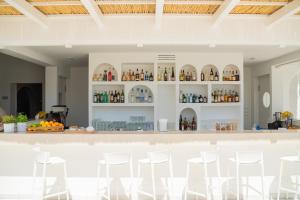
<box><xmin>16</xmin><ymin>83</ymin><xmax>42</xmax><ymax>119</ymax></box>
<box><xmin>258</xmin><ymin>75</ymin><xmax>271</xmax><ymax>128</ymax></box>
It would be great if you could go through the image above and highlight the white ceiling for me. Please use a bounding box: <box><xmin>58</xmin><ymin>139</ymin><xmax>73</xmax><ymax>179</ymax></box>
<box><xmin>24</xmin><ymin>45</ymin><xmax>300</xmax><ymax>67</ymax></box>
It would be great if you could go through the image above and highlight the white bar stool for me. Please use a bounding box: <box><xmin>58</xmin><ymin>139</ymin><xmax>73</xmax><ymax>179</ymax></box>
<box><xmin>228</xmin><ymin>152</ymin><xmax>265</xmax><ymax>200</ymax></box>
<box><xmin>277</xmin><ymin>151</ymin><xmax>300</xmax><ymax>200</ymax></box>
<box><xmin>184</xmin><ymin>152</ymin><xmax>221</xmax><ymax>200</ymax></box>
<box><xmin>32</xmin><ymin>148</ymin><xmax>69</xmax><ymax>200</ymax></box>
<box><xmin>137</xmin><ymin>151</ymin><xmax>174</xmax><ymax>200</ymax></box>
<box><xmin>97</xmin><ymin>152</ymin><xmax>133</xmax><ymax>200</ymax></box>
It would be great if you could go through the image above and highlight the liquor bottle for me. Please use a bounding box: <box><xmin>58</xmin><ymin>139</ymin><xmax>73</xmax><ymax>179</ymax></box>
<box><xmin>117</xmin><ymin>91</ymin><xmax>120</xmax><ymax>103</ymax></box>
<box><xmin>228</xmin><ymin>90</ymin><xmax>232</xmax><ymax>102</ymax></box>
<box><xmin>201</xmin><ymin>72</ymin><xmax>205</xmax><ymax>81</ymax></box>
<box><xmin>203</xmin><ymin>96</ymin><xmax>207</xmax><ymax>103</ymax></box>
<box><xmin>224</xmin><ymin>90</ymin><xmax>228</xmax><ymax>102</ymax></box>
<box><xmin>140</xmin><ymin>69</ymin><xmax>144</xmax><ymax>81</ymax></box>
<box><xmin>183</xmin><ymin>93</ymin><xmax>187</xmax><ymax>103</ymax></box>
<box><xmin>145</xmin><ymin>71</ymin><xmax>149</xmax><ymax>81</ymax></box>
<box><xmin>110</xmin><ymin>91</ymin><xmax>113</xmax><ymax>103</ymax></box>
<box><xmin>130</xmin><ymin>88</ymin><xmax>136</xmax><ymax>103</ymax></box>
<box><xmin>235</xmin><ymin>70</ymin><xmax>239</xmax><ymax>81</ymax></box>
<box><xmin>214</xmin><ymin>71</ymin><xmax>219</xmax><ymax>81</ymax></box>
<box><xmin>157</xmin><ymin>67</ymin><xmax>162</xmax><ymax>81</ymax></box>
<box><xmin>144</xmin><ymin>89</ymin><xmax>148</xmax><ymax>102</ymax></box>
<box><xmin>99</xmin><ymin>73</ymin><xmax>103</xmax><ymax>82</ymax></box>
<box><xmin>135</xmin><ymin>69</ymin><xmax>140</xmax><ymax>81</ymax></box>
<box><xmin>179</xmin><ymin>115</ymin><xmax>183</xmax><ymax>131</ymax></box>
<box><xmin>179</xmin><ymin>70</ymin><xmax>184</xmax><ymax>81</ymax></box>
<box><xmin>186</xmin><ymin>72</ymin><xmax>190</xmax><ymax>81</ymax></box>
<box><xmin>164</xmin><ymin>68</ymin><xmax>168</xmax><ymax>81</ymax></box>
<box><xmin>182</xmin><ymin>70</ymin><xmax>186</xmax><ymax>81</ymax></box>
<box><xmin>108</xmin><ymin>68</ymin><xmax>112</xmax><ymax>82</ymax></box>
<box><xmin>232</xmin><ymin>71</ymin><xmax>236</xmax><ymax>81</ymax></box>
<box><xmin>210</xmin><ymin>69</ymin><xmax>214</xmax><ymax>81</ymax></box>
<box><xmin>183</xmin><ymin>117</ymin><xmax>188</xmax><ymax>130</ymax></box>
<box><xmin>192</xmin><ymin>117</ymin><xmax>196</xmax><ymax>131</ymax></box>
<box><xmin>93</xmin><ymin>92</ymin><xmax>98</xmax><ymax>103</ymax></box>
<box><xmin>131</xmin><ymin>71</ymin><xmax>135</xmax><ymax>81</ymax></box>
<box><xmin>103</xmin><ymin>70</ymin><xmax>107</xmax><ymax>81</ymax></box>
<box><xmin>192</xmin><ymin>71</ymin><xmax>197</xmax><ymax>81</ymax></box>
<box><xmin>121</xmin><ymin>72</ymin><xmax>126</xmax><ymax>81</ymax></box>
<box><xmin>112</xmin><ymin>69</ymin><xmax>116</xmax><ymax>81</ymax></box>
<box><xmin>149</xmin><ymin>72</ymin><xmax>154</xmax><ymax>81</ymax></box>
<box><xmin>192</xmin><ymin>94</ymin><xmax>196</xmax><ymax>103</ymax></box>
<box><xmin>189</xmin><ymin>93</ymin><xmax>193</xmax><ymax>103</ymax></box>
<box><xmin>113</xmin><ymin>91</ymin><xmax>117</xmax><ymax>103</ymax></box>
<box><xmin>148</xmin><ymin>95</ymin><xmax>152</xmax><ymax>103</ymax></box>
<box><xmin>179</xmin><ymin>91</ymin><xmax>183</xmax><ymax>103</ymax></box>
<box><xmin>235</xmin><ymin>92</ymin><xmax>239</xmax><ymax>102</ymax></box>
<box><xmin>140</xmin><ymin>89</ymin><xmax>145</xmax><ymax>102</ymax></box>
<box><xmin>171</xmin><ymin>67</ymin><xmax>175</xmax><ymax>81</ymax></box>
<box><xmin>199</xmin><ymin>95</ymin><xmax>204</xmax><ymax>103</ymax></box>
<box><xmin>120</xmin><ymin>90</ymin><xmax>125</xmax><ymax>103</ymax></box>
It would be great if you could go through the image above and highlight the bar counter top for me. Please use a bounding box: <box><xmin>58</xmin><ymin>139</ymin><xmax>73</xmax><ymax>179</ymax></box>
<box><xmin>0</xmin><ymin>130</ymin><xmax>299</xmax><ymax>144</ymax></box>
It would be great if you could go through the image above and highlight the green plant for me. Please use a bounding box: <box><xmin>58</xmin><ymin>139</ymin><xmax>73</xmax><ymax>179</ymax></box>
<box><xmin>2</xmin><ymin>115</ymin><xmax>16</xmax><ymax>124</ymax></box>
<box><xmin>16</xmin><ymin>113</ymin><xmax>28</xmax><ymax>123</ymax></box>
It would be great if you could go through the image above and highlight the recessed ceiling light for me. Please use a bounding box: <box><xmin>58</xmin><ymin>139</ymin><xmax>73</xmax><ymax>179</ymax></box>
<box><xmin>65</xmin><ymin>44</ymin><xmax>72</xmax><ymax>49</ymax></box>
<box><xmin>209</xmin><ymin>43</ymin><xmax>216</xmax><ymax>48</ymax></box>
<box><xmin>279</xmin><ymin>44</ymin><xmax>286</xmax><ymax>48</ymax></box>
<box><xmin>137</xmin><ymin>43</ymin><xmax>143</xmax><ymax>48</ymax></box>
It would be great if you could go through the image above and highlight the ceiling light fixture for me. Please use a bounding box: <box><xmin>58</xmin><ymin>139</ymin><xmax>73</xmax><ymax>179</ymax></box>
<box><xmin>65</xmin><ymin>44</ymin><xmax>73</xmax><ymax>49</ymax></box>
<box><xmin>279</xmin><ymin>44</ymin><xmax>286</xmax><ymax>48</ymax></box>
<box><xmin>137</xmin><ymin>43</ymin><xmax>143</xmax><ymax>48</ymax></box>
<box><xmin>209</xmin><ymin>43</ymin><xmax>216</xmax><ymax>48</ymax></box>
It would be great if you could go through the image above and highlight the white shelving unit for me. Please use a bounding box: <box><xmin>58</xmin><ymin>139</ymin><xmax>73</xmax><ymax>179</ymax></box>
<box><xmin>89</xmin><ymin>53</ymin><xmax>244</xmax><ymax>131</ymax></box>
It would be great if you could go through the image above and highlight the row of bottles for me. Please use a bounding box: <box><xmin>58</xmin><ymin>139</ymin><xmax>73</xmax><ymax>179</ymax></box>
<box><xmin>211</xmin><ymin>90</ymin><xmax>239</xmax><ymax>103</ymax></box>
<box><xmin>179</xmin><ymin>91</ymin><xmax>208</xmax><ymax>103</ymax></box>
<box><xmin>92</xmin><ymin>68</ymin><xmax>117</xmax><ymax>82</ymax></box>
<box><xmin>93</xmin><ymin>90</ymin><xmax>125</xmax><ymax>103</ymax></box>
<box><xmin>179</xmin><ymin>115</ymin><xmax>197</xmax><ymax>131</ymax></box>
<box><xmin>129</xmin><ymin>88</ymin><xmax>153</xmax><ymax>103</ymax></box>
<box><xmin>121</xmin><ymin>69</ymin><xmax>154</xmax><ymax>81</ymax></box>
<box><xmin>201</xmin><ymin>69</ymin><xmax>219</xmax><ymax>81</ymax></box>
<box><xmin>157</xmin><ymin>67</ymin><xmax>176</xmax><ymax>81</ymax></box>
<box><xmin>223</xmin><ymin>70</ymin><xmax>240</xmax><ymax>81</ymax></box>
<box><xmin>179</xmin><ymin>70</ymin><xmax>197</xmax><ymax>81</ymax></box>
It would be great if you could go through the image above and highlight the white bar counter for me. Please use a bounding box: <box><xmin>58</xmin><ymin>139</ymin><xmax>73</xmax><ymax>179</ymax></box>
<box><xmin>0</xmin><ymin>131</ymin><xmax>299</xmax><ymax>199</ymax></box>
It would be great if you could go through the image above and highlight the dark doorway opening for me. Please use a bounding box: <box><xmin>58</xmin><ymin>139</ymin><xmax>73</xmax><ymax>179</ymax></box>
<box><xmin>17</xmin><ymin>83</ymin><xmax>42</xmax><ymax>119</ymax></box>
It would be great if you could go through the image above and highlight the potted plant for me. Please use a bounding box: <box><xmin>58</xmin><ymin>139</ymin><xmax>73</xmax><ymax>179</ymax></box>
<box><xmin>16</xmin><ymin>113</ymin><xmax>28</xmax><ymax>132</ymax></box>
<box><xmin>2</xmin><ymin>115</ymin><xmax>16</xmax><ymax>133</ymax></box>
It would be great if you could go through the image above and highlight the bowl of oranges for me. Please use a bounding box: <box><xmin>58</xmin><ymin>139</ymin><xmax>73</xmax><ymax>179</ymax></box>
<box><xmin>27</xmin><ymin>120</ymin><xmax>64</xmax><ymax>133</ymax></box>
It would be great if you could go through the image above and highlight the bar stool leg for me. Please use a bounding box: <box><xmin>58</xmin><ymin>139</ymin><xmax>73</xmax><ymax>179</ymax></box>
<box><xmin>42</xmin><ymin>163</ymin><xmax>47</xmax><ymax>198</ymax></box>
<box><xmin>216</xmin><ymin>157</ymin><xmax>222</xmax><ymax>200</ymax></box>
<box><xmin>129</xmin><ymin>157</ymin><xmax>134</xmax><ymax>199</ymax></box>
<box><xmin>204</xmin><ymin>161</ymin><xmax>210</xmax><ymax>200</ymax></box>
<box><xmin>150</xmin><ymin>163</ymin><xmax>156</xmax><ymax>200</ymax></box>
<box><xmin>168</xmin><ymin>157</ymin><xmax>174</xmax><ymax>200</ymax></box>
<box><xmin>184</xmin><ymin>162</ymin><xmax>190</xmax><ymax>200</ymax></box>
<box><xmin>97</xmin><ymin>163</ymin><xmax>102</xmax><ymax>197</ymax></box>
<box><xmin>236</xmin><ymin>160</ymin><xmax>240</xmax><ymax>200</ymax></box>
<box><xmin>63</xmin><ymin>163</ymin><xmax>70</xmax><ymax>200</ymax></box>
<box><xmin>277</xmin><ymin>160</ymin><xmax>283</xmax><ymax>200</ymax></box>
<box><xmin>261</xmin><ymin>160</ymin><xmax>265</xmax><ymax>200</ymax></box>
<box><xmin>106</xmin><ymin>163</ymin><xmax>111</xmax><ymax>200</ymax></box>
<box><xmin>32</xmin><ymin>161</ymin><xmax>37</xmax><ymax>197</ymax></box>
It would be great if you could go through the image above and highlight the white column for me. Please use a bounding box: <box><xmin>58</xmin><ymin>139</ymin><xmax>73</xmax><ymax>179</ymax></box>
<box><xmin>45</xmin><ymin>66</ymin><xmax>58</xmax><ymax>112</ymax></box>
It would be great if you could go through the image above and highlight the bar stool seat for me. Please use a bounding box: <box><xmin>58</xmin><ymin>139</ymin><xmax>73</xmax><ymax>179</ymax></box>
<box><xmin>228</xmin><ymin>152</ymin><xmax>265</xmax><ymax>200</ymax></box>
<box><xmin>97</xmin><ymin>153</ymin><xmax>133</xmax><ymax>200</ymax></box>
<box><xmin>33</xmin><ymin>148</ymin><xmax>69</xmax><ymax>200</ymax></box>
<box><xmin>277</xmin><ymin>152</ymin><xmax>300</xmax><ymax>200</ymax></box>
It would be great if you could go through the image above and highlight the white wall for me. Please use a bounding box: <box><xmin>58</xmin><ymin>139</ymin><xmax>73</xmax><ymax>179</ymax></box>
<box><xmin>0</xmin><ymin>53</ymin><xmax>44</xmax><ymax>114</ymax></box>
<box><xmin>66</xmin><ymin>67</ymin><xmax>88</xmax><ymax>127</ymax></box>
<box><xmin>246</xmin><ymin>50</ymin><xmax>300</xmax><ymax>126</ymax></box>
<box><xmin>244</xmin><ymin>66</ymin><xmax>252</xmax><ymax>130</ymax></box>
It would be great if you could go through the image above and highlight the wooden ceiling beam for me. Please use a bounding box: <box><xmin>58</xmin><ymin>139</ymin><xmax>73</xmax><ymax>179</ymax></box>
<box><xmin>80</xmin><ymin>0</ymin><xmax>104</xmax><ymax>29</ymax></box>
<box><xmin>3</xmin><ymin>0</ymin><xmax>48</xmax><ymax>28</ymax></box>
<box><xmin>267</xmin><ymin>0</ymin><xmax>300</xmax><ymax>27</ymax></box>
<box><xmin>212</xmin><ymin>0</ymin><xmax>240</xmax><ymax>27</ymax></box>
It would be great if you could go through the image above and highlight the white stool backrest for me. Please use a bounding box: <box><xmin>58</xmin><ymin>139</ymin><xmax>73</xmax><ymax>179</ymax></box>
<box><xmin>147</xmin><ymin>151</ymin><xmax>171</xmax><ymax>164</ymax></box>
<box><xmin>200</xmin><ymin>152</ymin><xmax>218</xmax><ymax>163</ymax></box>
<box><xmin>236</xmin><ymin>152</ymin><xmax>263</xmax><ymax>164</ymax></box>
<box><xmin>33</xmin><ymin>147</ymin><xmax>50</xmax><ymax>163</ymax></box>
<box><xmin>103</xmin><ymin>153</ymin><xmax>131</xmax><ymax>165</ymax></box>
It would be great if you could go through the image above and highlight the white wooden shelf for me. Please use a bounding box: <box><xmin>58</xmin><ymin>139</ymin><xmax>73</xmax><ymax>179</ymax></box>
<box><xmin>92</xmin><ymin>81</ymin><xmax>122</xmax><ymax>85</ymax></box>
<box><xmin>92</xmin><ymin>103</ymin><xmax>154</xmax><ymax>107</ymax></box>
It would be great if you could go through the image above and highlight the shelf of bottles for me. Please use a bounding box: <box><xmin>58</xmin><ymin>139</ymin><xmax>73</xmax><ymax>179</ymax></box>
<box><xmin>179</xmin><ymin>84</ymin><xmax>208</xmax><ymax>104</ymax></box>
<box><xmin>200</xmin><ymin>65</ymin><xmax>219</xmax><ymax>82</ymax></box>
<box><xmin>93</xmin><ymin>85</ymin><xmax>125</xmax><ymax>104</ymax></box>
<box><xmin>92</xmin><ymin>63</ymin><xmax>118</xmax><ymax>82</ymax></box>
<box><xmin>128</xmin><ymin>85</ymin><xmax>153</xmax><ymax>104</ymax></box>
<box><xmin>179</xmin><ymin>108</ymin><xmax>197</xmax><ymax>131</ymax></box>
<box><xmin>157</xmin><ymin>63</ymin><xmax>176</xmax><ymax>82</ymax></box>
<box><xmin>222</xmin><ymin>65</ymin><xmax>240</xmax><ymax>82</ymax></box>
<box><xmin>211</xmin><ymin>84</ymin><xmax>240</xmax><ymax>104</ymax></box>
<box><xmin>121</xmin><ymin>63</ymin><xmax>154</xmax><ymax>82</ymax></box>
<box><xmin>179</xmin><ymin>64</ymin><xmax>197</xmax><ymax>81</ymax></box>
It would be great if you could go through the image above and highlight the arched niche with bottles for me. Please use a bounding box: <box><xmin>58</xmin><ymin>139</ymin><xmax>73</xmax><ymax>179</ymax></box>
<box><xmin>179</xmin><ymin>108</ymin><xmax>197</xmax><ymax>131</ymax></box>
<box><xmin>222</xmin><ymin>64</ymin><xmax>240</xmax><ymax>81</ymax></box>
<box><xmin>200</xmin><ymin>64</ymin><xmax>219</xmax><ymax>81</ymax></box>
<box><xmin>128</xmin><ymin>85</ymin><xmax>154</xmax><ymax>103</ymax></box>
<box><xmin>92</xmin><ymin>63</ymin><xmax>118</xmax><ymax>82</ymax></box>
<box><xmin>179</xmin><ymin>64</ymin><xmax>197</xmax><ymax>81</ymax></box>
